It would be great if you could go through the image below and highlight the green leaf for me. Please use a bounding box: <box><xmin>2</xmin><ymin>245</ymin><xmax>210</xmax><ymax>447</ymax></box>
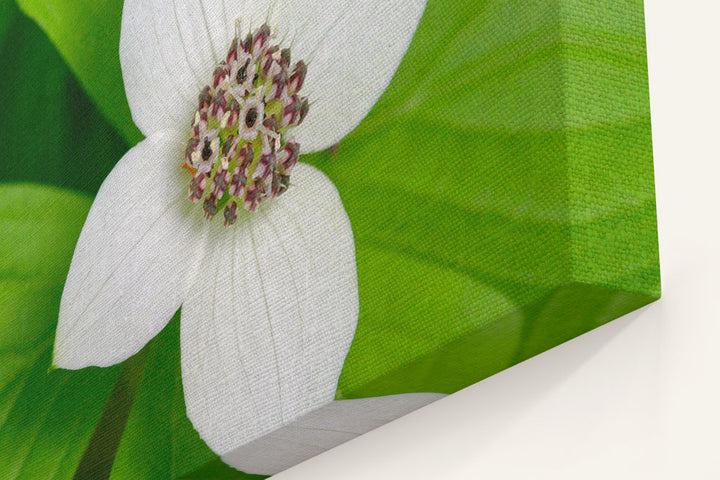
<box><xmin>15</xmin><ymin>0</ymin><xmax>142</xmax><ymax>144</ymax></box>
<box><xmin>0</xmin><ymin>184</ymin><xmax>121</xmax><ymax>479</ymax></box>
<box><xmin>0</xmin><ymin>2</ymin><xmax>16</xmax><ymax>49</ymax></box>
<box><xmin>302</xmin><ymin>0</ymin><xmax>660</xmax><ymax>396</ymax></box>
<box><xmin>0</xmin><ymin>9</ymin><xmax>129</xmax><ymax>195</ymax></box>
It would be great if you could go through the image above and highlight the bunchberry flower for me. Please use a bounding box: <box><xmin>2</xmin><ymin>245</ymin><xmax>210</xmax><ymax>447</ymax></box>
<box><xmin>53</xmin><ymin>0</ymin><xmax>425</xmax><ymax>469</ymax></box>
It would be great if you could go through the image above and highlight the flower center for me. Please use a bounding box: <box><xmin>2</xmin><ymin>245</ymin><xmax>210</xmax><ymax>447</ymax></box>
<box><xmin>183</xmin><ymin>24</ymin><xmax>308</xmax><ymax>225</ymax></box>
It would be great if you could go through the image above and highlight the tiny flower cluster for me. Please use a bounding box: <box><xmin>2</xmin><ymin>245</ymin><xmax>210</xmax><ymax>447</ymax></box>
<box><xmin>183</xmin><ymin>24</ymin><xmax>308</xmax><ymax>225</ymax></box>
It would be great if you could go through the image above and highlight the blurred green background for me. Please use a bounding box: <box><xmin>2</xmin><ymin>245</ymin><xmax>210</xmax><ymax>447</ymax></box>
<box><xmin>0</xmin><ymin>0</ymin><xmax>659</xmax><ymax>478</ymax></box>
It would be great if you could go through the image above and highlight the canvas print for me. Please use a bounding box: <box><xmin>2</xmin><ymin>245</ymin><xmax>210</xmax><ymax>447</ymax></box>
<box><xmin>0</xmin><ymin>0</ymin><xmax>659</xmax><ymax>477</ymax></box>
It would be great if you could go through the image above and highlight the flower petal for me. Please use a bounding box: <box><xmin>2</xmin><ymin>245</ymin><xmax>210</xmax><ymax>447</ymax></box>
<box><xmin>181</xmin><ymin>163</ymin><xmax>358</xmax><ymax>455</ymax></box>
<box><xmin>120</xmin><ymin>0</ymin><xmax>225</xmax><ymax>136</ymax></box>
<box><xmin>120</xmin><ymin>0</ymin><xmax>426</xmax><ymax>150</ymax></box>
<box><xmin>272</xmin><ymin>0</ymin><xmax>427</xmax><ymax>152</ymax></box>
<box><xmin>54</xmin><ymin>130</ymin><xmax>206</xmax><ymax>369</ymax></box>
<box><xmin>221</xmin><ymin>393</ymin><xmax>445</xmax><ymax>474</ymax></box>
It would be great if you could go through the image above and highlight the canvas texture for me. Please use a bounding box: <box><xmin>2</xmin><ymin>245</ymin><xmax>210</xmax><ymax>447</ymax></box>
<box><xmin>0</xmin><ymin>0</ymin><xmax>659</xmax><ymax>478</ymax></box>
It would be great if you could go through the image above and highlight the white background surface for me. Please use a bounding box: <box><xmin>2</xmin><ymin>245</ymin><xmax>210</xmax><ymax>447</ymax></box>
<box><xmin>275</xmin><ymin>1</ymin><xmax>720</xmax><ymax>478</ymax></box>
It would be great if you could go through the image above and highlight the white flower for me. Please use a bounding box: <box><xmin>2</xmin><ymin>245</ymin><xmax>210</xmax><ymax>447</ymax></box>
<box><xmin>53</xmin><ymin>0</ymin><xmax>426</xmax><ymax>464</ymax></box>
